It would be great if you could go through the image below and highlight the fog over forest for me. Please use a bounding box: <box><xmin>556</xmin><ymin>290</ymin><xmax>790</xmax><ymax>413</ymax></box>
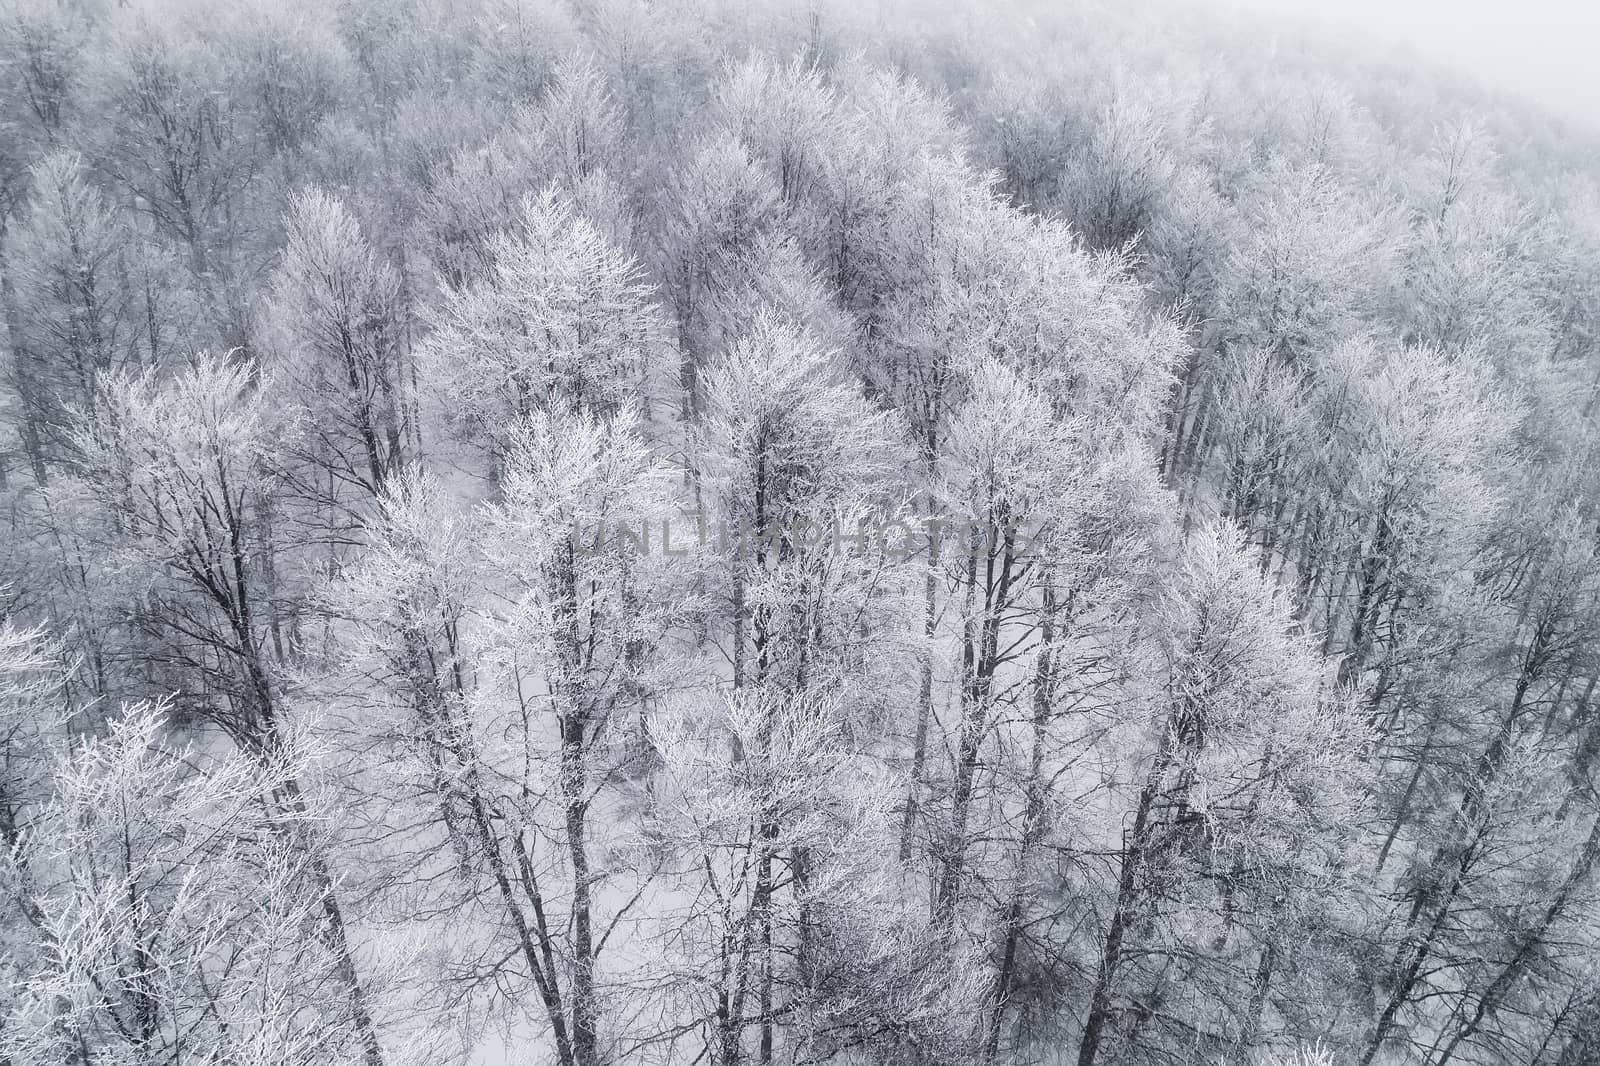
<box><xmin>1216</xmin><ymin>0</ymin><xmax>1600</xmax><ymax>129</ymax></box>
<box><xmin>2</xmin><ymin>1</ymin><xmax>1599</xmax><ymax>1065</ymax></box>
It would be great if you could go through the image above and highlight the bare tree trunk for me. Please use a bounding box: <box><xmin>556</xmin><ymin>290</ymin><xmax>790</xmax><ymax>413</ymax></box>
<box><xmin>1078</xmin><ymin>639</ymin><xmax>1205</xmax><ymax>1066</ymax></box>
<box><xmin>1361</xmin><ymin>616</ymin><xmax>1553</xmax><ymax>1065</ymax></box>
<box><xmin>1434</xmin><ymin>812</ymin><xmax>1600</xmax><ymax>1065</ymax></box>
<box><xmin>277</xmin><ymin>777</ymin><xmax>388</xmax><ymax>1066</ymax></box>
<box><xmin>1076</xmin><ymin>727</ymin><xmax>1177</xmax><ymax>1066</ymax></box>
<box><xmin>987</xmin><ymin>583</ymin><xmax>1061</xmax><ymax>1059</ymax></box>
<box><xmin>935</xmin><ymin>530</ymin><xmax>1018</xmax><ymax>925</ymax></box>
<box><xmin>899</xmin><ymin>516</ymin><xmax>939</xmax><ymax>863</ymax></box>
<box><xmin>562</xmin><ymin>714</ymin><xmax>599</xmax><ymax>1066</ymax></box>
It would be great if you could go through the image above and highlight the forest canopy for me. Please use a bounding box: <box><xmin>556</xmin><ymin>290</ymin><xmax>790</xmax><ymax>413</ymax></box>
<box><xmin>2</xmin><ymin>1</ymin><xmax>1600</xmax><ymax>1065</ymax></box>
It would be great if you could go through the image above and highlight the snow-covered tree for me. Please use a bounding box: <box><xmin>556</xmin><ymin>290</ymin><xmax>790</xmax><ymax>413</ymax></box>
<box><xmin>418</xmin><ymin>185</ymin><xmax>663</xmax><ymax>464</ymax></box>
<box><xmin>2</xmin><ymin>700</ymin><xmax>380</xmax><ymax>1066</ymax></box>
<box><xmin>3</xmin><ymin>151</ymin><xmax>153</xmax><ymax>472</ymax></box>
<box><xmin>264</xmin><ymin>188</ymin><xmax>411</xmax><ymax>519</ymax></box>
<box><xmin>1075</xmin><ymin>522</ymin><xmax>1369</xmax><ymax>1066</ymax></box>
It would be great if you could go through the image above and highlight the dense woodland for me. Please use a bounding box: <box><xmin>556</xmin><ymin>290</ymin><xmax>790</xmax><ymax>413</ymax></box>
<box><xmin>2</xmin><ymin>0</ymin><xmax>1600</xmax><ymax>1064</ymax></box>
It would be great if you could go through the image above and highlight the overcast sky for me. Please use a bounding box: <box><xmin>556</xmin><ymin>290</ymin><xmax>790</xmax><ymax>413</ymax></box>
<box><xmin>1208</xmin><ymin>0</ymin><xmax>1600</xmax><ymax>129</ymax></box>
